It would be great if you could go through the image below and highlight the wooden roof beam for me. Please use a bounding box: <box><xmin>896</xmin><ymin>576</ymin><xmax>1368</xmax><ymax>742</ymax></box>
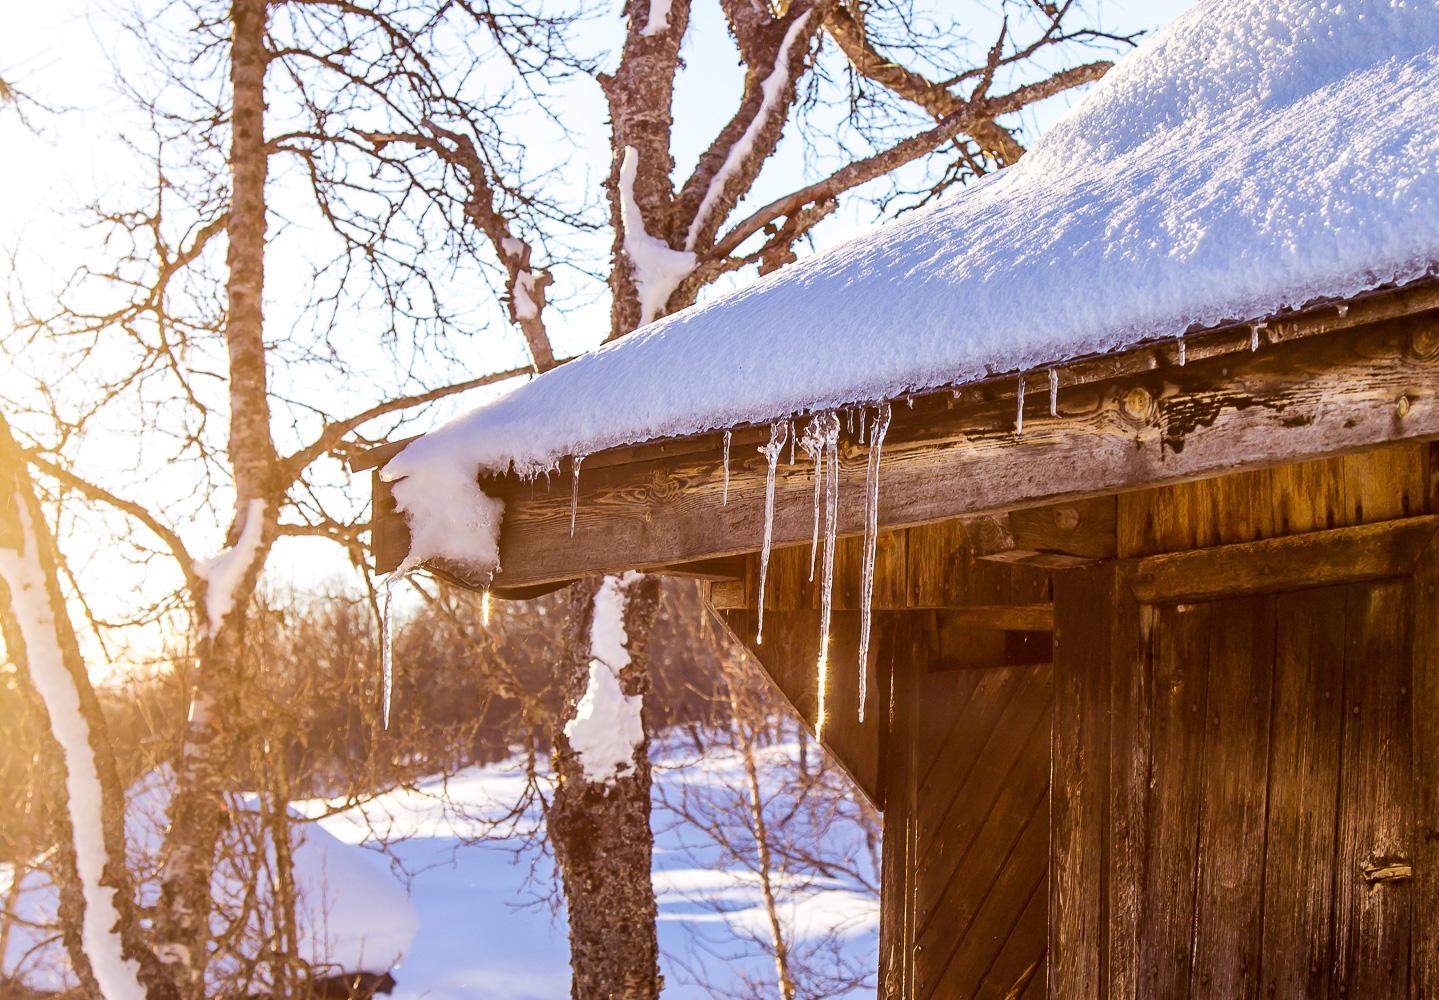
<box><xmin>371</xmin><ymin>281</ymin><xmax>1439</xmax><ymax>591</ymax></box>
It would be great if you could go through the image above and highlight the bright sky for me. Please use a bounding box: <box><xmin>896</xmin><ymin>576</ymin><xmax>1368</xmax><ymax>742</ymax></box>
<box><xmin>1</xmin><ymin>0</ymin><xmax>1196</xmax><ymax>671</ymax></box>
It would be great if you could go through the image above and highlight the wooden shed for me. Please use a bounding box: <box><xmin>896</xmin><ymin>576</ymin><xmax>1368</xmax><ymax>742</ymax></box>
<box><xmin>359</xmin><ymin>4</ymin><xmax>1439</xmax><ymax>996</ymax></box>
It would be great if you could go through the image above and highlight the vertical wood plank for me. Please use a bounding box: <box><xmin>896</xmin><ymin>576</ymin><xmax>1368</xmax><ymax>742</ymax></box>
<box><xmin>1259</xmin><ymin>586</ymin><xmax>1346</xmax><ymax>999</ymax></box>
<box><xmin>1340</xmin><ymin>445</ymin><xmax>1427</xmax><ymax>525</ymax></box>
<box><xmin>1333</xmin><ymin>580</ymin><xmax>1413</xmax><ymax>999</ymax></box>
<box><xmin>1138</xmin><ymin>601</ymin><xmax>1212</xmax><ymax>999</ymax></box>
<box><xmin>1411</xmin><ymin>534</ymin><xmax>1439</xmax><ymax>1000</ymax></box>
<box><xmin>1051</xmin><ymin>564</ymin><xmax>1115</xmax><ymax>1000</ymax></box>
<box><xmin>1106</xmin><ymin>590</ymin><xmax>1150</xmax><ymax>1000</ymax></box>
<box><xmin>879</xmin><ymin>617</ymin><xmax>920</xmax><ymax>999</ymax></box>
<box><xmin>1189</xmin><ymin>594</ymin><xmax>1275</xmax><ymax>1000</ymax></box>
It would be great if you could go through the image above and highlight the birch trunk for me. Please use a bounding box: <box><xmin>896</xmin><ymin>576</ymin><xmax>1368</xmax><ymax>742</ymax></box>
<box><xmin>154</xmin><ymin>0</ymin><xmax>278</xmax><ymax>991</ymax></box>
<box><xmin>549</xmin><ymin>574</ymin><xmax>663</xmax><ymax>999</ymax></box>
<box><xmin>0</xmin><ymin>415</ymin><xmax>176</xmax><ymax>1000</ymax></box>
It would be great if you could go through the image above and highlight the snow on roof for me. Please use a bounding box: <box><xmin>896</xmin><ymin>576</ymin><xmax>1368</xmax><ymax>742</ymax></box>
<box><xmin>384</xmin><ymin>0</ymin><xmax>1439</xmax><ymax>574</ymax></box>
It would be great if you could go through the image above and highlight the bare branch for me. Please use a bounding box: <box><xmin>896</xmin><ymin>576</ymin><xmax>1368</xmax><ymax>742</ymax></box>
<box><xmin>710</xmin><ymin>60</ymin><xmax>1111</xmax><ymax>261</ymax></box>
<box><xmin>356</xmin><ymin>124</ymin><xmax>559</xmax><ymax>373</ymax></box>
<box><xmin>25</xmin><ymin>453</ymin><xmax>200</xmax><ymax>597</ymax></box>
<box><xmin>280</xmin><ymin>364</ymin><xmax>532</xmax><ymax>484</ymax></box>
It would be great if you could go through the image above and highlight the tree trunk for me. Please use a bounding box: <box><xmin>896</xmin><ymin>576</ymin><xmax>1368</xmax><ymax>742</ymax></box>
<box><xmin>0</xmin><ymin>415</ymin><xmax>176</xmax><ymax>1000</ymax></box>
<box><xmin>549</xmin><ymin>574</ymin><xmax>664</xmax><ymax>999</ymax></box>
<box><xmin>155</xmin><ymin>0</ymin><xmax>278</xmax><ymax>992</ymax></box>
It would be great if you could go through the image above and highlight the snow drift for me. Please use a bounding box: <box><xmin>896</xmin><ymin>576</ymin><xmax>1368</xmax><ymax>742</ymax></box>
<box><xmin>0</xmin><ymin>771</ymin><xmax>418</xmax><ymax>994</ymax></box>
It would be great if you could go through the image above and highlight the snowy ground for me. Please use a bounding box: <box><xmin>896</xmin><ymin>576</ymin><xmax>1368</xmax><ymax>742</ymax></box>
<box><xmin>306</xmin><ymin>739</ymin><xmax>879</xmax><ymax>999</ymax></box>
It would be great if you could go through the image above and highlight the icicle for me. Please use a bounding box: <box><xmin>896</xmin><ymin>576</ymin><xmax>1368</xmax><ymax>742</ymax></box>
<box><xmin>755</xmin><ymin>420</ymin><xmax>789</xmax><ymax>645</ymax></box>
<box><xmin>815</xmin><ymin>411</ymin><xmax>841</xmax><ymax>738</ymax></box>
<box><xmin>721</xmin><ymin>429</ymin><xmax>732</xmax><ymax>506</ymax></box>
<box><xmin>859</xmin><ymin>407</ymin><xmax>868</xmax><ymax>444</ymax></box>
<box><xmin>1250</xmin><ymin>321</ymin><xmax>1266</xmax><ymax>352</ymax></box>
<box><xmin>846</xmin><ymin>408</ymin><xmax>854</xmax><ymax>434</ymax></box>
<box><xmin>482</xmin><ymin>588</ymin><xmax>492</xmax><ymax>627</ymax></box>
<box><xmin>788</xmin><ymin>419</ymin><xmax>796</xmax><ymax>465</ymax></box>
<box><xmin>1176</xmin><ymin>334</ymin><xmax>1187</xmax><ymax>367</ymax></box>
<box><xmin>856</xmin><ymin>402</ymin><xmax>892</xmax><ymax>723</ymax></box>
<box><xmin>1048</xmin><ymin>367</ymin><xmax>1059</xmax><ymax>417</ymax></box>
<box><xmin>381</xmin><ymin>574</ymin><xmax>398</xmax><ymax>730</ymax></box>
<box><xmin>800</xmin><ymin>417</ymin><xmax>823</xmax><ymax>581</ymax></box>
<box><xmin>1014</xmin><ymin>374</ymin><xmax>1026</xmax><ymax>437</ymax></box>
<box><xmin>569</xmin><ymin>455</ymin><xmax>584</xmax><ymax>536</ymax></box>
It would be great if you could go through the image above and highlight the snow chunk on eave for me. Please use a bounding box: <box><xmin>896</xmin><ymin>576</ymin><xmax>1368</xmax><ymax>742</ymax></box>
<box><xmin>383</xmin><ymin>0</ymin><xmax>1439</xmax><ymax>567</ymax></box>
<box><xmin>386</xmin><ymin>463</ymin><xmax>504</xmax><ymax>577</ymax></box>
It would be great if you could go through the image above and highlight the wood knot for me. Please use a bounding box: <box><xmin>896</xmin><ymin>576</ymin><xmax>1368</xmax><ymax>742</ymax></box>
<box><xmin>1053</xmin><ymin>506</ymin><xmax>1081</xmax><ymax>531</ymax></box>
<box><xmin>1410</xmin><ymin>326</ymin><xmax>1439</xmax><ymax>359</ymax></box>
<box><xmin>1360</xmin><ymin>853</ymin><xmax>1411</xmax><ymax>885</ymax></box>
<box><xmin>1120</xmin><ymin>386</ymin><xmax>1154</xmax><ymax>423</ymax></box>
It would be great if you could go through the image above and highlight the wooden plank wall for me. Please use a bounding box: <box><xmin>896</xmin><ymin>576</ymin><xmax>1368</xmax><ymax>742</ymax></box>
<box><xmin>880</xmin><ymin>644</ymin><xmax>1052</xmax><ymax>999</ymax></box>
<box><xmin>1116</xmin><ymin>442</ymin><xmax>1430</xmax><ymax>557</ymax></box>
<box><xmin>1053</xmin><ymin>578</ymin><xmax>1420</xmax><ymax>999</ymax></box>
<box><xmin>712</xmin><ymin>521</ymin><xmax>1051</xmax><ymax>617</ymax></box>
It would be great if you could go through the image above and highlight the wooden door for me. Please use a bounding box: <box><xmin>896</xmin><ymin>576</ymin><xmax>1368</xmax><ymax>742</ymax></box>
<box><xmin>1050</xmin><ymin>517</ymin><xmax>1439</xmax><ymax>1000</ymax></box>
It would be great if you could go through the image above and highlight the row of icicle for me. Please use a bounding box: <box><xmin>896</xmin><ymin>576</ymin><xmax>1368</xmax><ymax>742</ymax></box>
<box><xmin>744</xmin><ymin>403</ymin><xmax>892</xmax><ymax>738</ymax></box>
<box><xmin>384</xmin><ymin>320</ymin><xmax>1289</xmax><ymax>736</ymax></box>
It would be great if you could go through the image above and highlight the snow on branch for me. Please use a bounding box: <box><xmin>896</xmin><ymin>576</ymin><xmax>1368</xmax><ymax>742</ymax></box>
<box><xmin>684</xmin><ymin>11</ymin><xmax>813</xmax><ymax>252</ymax></box>
<box><xmin>639</xmin><ymin>0</ymin><xmax>674</xmax><ymax>37</ymax></box>
<box><xmin>619</xmin><ymin>147</ymin><xmax>697</xmax><ymax>326</ymax></box>
<box><xmin>0</xmin><ymin>503</ymin><xmax>147</xmax><ymax>1000</ymax></box>
<box><xmin>564</xmin><ymin>573</ymin><xmax>645</xmax><ymax>784</ymax></box>
<box><xmin>194</xmin><ymin>498</ymin><xmax>266</xmax><ymax>639</ymax></box>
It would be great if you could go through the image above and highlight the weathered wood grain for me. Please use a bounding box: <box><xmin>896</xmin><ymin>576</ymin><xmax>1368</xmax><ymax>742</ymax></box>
<box><xmin>1259</xmin><ymin>586</ymin><xmax>1345</xmax><ymax>999</ymax></box>
<box><xmin>1410</xmin><ymin>533</ymin><xmax>1439</xmax><ymax>1000</ymax></box>
<box><xmin>1130</xmin><ymin>515</ymin><xmax>1439</xmax><ymax>605</ymax></box>
<box><xmin>963</xmin><ymin>496</ymin><xmax>1117</xmax><ymax>567</ymax></box>
<box><xmin>713</xmin><ymin>608</ymin><xmax>881</xmax><ymax>805</ymax></box>
<box><xmin>878</xmin><ymin>617</ymin><xmax>919</xmax><ymax>1000</ymax></box>
<box><xmin>1188</xmin><ymin>595</ymin><xmax>1275</xmax><ymax>1000</ymax></box>
<box><xmin>1333</xmin><ymin>580</ymin><xmax>1414</xmax><ymax>999</ymax></box>
<box><xmin>1137</xmin><ymin>601</ymin><xmax>1210</xmax><ymax>1000</ymax></box>
<box><xmin>1050</xmin><ymin>564</ymin><xmax>1116</xmax><ymax>1000</ymax></box>
<box><xmin>374</xmin><ymin>293</ymin><xmax>1439</xmax><ymax>588</ymax></box>
<box><xmin>1118</xmin><ymin>443</ymin><xmax>1428</xmax><ymax>557</ymax></box>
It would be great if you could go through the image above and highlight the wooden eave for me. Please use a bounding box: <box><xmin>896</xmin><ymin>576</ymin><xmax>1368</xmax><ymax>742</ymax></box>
<box><xmin>365</xmin><ymin>277</ymin><xmax>1439</xmax><ymax>594</ymax></box>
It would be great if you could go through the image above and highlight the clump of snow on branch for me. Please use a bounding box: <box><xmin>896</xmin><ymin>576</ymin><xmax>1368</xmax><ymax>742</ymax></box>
<box><xmin>384</xmin><ymin>0</ymin><xmax>1439</xmax><ymax>570</ymax></box>
<box><xmin>619</xmin><ymin>146</ymin><xmax>696</xmax><ymax>326</ymax></box>
<box><xmin>513</xmin><ymin>270</ymin><xmax>541</xmax><ymax>320</ymax></box>
<box><xmin>0</xmin><ymin>505</ymin><xmax>147</xmax><ymax>1000</ymax></box>
<box><xmin>564</xmin><ymin>573</ymin><xmax>645</xmax><ymax>784</ymax></box>
<box><xmin>194</xmin><ymin>497</ymin><xmax>266</xmax><ymax>637</ymax></box>
<box><xmin>685</xmin><ymin>12</ymin><xmax>812</xmax><ymax>251</ymax></box>
<box><xmin>639</xmin><ymin>0</ymin><xmax>673</xmax><ymax>36</ymax></box>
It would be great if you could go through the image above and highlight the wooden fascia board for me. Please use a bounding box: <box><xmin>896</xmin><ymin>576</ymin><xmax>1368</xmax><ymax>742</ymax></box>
<box><xmin>374</xmin><ymin>281</ymin><xmax>1439</xmax><ymax>590</ymax></box>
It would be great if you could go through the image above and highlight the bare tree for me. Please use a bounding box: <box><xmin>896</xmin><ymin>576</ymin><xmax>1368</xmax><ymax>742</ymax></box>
<box><xmin>0</xmin><ymin>414</ymin><xmax>178</xmax><ymax>1000</ymax></box>
<box><xmin>3</xmin><ymin>0</ymin><xmax>578</xmax><ymax>993</ymax></box>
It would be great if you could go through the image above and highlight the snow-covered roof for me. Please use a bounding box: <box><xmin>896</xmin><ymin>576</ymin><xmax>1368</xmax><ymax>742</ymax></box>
<box><xmin>383</xmin><ymin>0</ymin><xmax>1439</xmax><ymax>574</ymax></box>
